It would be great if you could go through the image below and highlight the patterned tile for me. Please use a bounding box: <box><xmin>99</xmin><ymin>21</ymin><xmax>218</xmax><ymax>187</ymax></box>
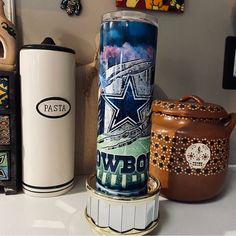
<box><xmin>0</xmin><ymin>77</ymin><xmax>9</xmax><ymax>110</ymax></box>
<box><xmin>150</xmin><ymin>131</ymin><xmax>229</xmax><ymax>176</ymax></box>
<box><xmin>0</xmin><ymin>151</ymin><xmax>9</xmax><ymax>180</ymax></box>
<box><xmin>0</xmin><ymin>115</ymin><xmax>10</xmax><ymax>145</ymax></box>
<box><xmin>116</xmin><ymin>0</ymin><xmax>184</xmax><ymax>13</ymax></box>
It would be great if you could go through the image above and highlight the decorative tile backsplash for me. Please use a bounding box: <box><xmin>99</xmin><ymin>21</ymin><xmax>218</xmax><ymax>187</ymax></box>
<box><xmin>0</xmin><ymin>77</ymin><xmax>9</xmax><ymax>110</ymax></box>
<box><xmin>0</xmin><ymin>151</ymin><xmax>9</xmax><ymax>180</ymax></box>
<box><xmin>0</xmin><ymin>115</ymin><xmax>10</xmax><ymax>145</ymax></box>
<box><xmin>0</xmin><ymin>71</ymin><xmax>20</xmax><ymax>194</ymax></box>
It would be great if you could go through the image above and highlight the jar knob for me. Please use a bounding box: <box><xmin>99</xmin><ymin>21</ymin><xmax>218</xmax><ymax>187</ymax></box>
<box><xmin>179</xmin><ymin>95</ymin><xmax>205</xmax><ymax>104</ymax></box>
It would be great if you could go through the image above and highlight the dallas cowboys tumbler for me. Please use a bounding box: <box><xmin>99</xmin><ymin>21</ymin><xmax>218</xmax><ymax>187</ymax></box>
<box><xmin>96</xmin><ymin>11</ymin><xmax>158</xmax><ymax>196</ymax></box>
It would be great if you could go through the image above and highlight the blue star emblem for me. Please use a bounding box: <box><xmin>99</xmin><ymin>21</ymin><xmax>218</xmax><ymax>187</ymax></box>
<box><xmin>104</xmin><ymin>79</ymin><xmax>149</xmax><ymax>132</ymax></box>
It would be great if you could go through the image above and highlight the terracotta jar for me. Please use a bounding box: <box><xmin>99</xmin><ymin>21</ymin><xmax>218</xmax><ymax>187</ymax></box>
<box><xmin>0</xmin><ymin>0</ymin><xmax>17</xmax><ymax>71</ymax></box>
<box><xmin>149</xmin><ymin>95</ymin><xmax>236</xmax><ymax>202</ymax></box>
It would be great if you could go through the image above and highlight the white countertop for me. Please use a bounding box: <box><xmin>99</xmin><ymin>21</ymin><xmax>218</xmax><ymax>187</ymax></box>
<box><xmin>0</xmin><ymin>168</ymin><xmax>236</xmax><ymax>236</ymax></box>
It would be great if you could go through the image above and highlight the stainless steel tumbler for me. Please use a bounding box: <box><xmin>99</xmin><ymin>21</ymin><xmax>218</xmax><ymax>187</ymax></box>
<box><xmin>96</xmin><ymin>11</ymin><xmax>158</xmax><ymax>196</ymax></box>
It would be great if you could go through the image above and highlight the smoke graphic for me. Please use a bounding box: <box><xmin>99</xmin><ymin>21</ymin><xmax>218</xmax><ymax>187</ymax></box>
<box><xmin>101</xmin><ymin>42</ymin><xmax>155</xmax><ymax>67</ymax></box>
<box><xmin>99</xmin><ymin>42</ymin><xmax>155</xmax><ymax>89</ymax></box>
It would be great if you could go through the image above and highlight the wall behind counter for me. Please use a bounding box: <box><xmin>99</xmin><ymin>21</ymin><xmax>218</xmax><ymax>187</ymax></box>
<box><xmin>16</xmin><ymin>0</ymin><xmax>236</xmax><ymax>174</ymax></box>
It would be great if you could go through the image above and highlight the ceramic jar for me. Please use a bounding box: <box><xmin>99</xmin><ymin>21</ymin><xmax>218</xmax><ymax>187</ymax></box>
<box><xmin>149</xmin><ymin>95</ymin><xmax>236</xmax><ymax>202</ymax></box>
<box><xmin>20</xmin><ymin>38</ymin><xmax>76</xmax><ymax>197</ymax></box>
<box><xmin>0</xmin><ymin>0</ymin><xmax>17</xmax><ymax>71</ymax></box>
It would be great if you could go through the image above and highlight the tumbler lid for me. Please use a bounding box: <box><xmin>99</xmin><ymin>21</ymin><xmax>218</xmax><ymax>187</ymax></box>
<box><xmin>21</xmin><ymin>37</ymin><xmax>75</xmax><ymax>54</ymax></box>
<box><xmin>102</xmin><ymin>10</ymin><xmax>158</xmax><ymax>27</ymax></box>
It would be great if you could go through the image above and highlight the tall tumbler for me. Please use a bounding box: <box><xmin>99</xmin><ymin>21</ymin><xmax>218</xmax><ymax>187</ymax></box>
<box><xmin>96</xmin><ymin>11</ymin><xmax>158</xmax><ymax>196</ymax></box>
<box><xmin>20</xmin><ymin>37</ymin><xmax>76</xmax><ymax>197</ymax></box>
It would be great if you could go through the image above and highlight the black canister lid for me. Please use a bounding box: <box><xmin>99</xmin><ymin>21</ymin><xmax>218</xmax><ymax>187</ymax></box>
<box><xmin>21</xmin><ymin>37</ymin><xmax>75</xmax><ymax>54</ymax></box>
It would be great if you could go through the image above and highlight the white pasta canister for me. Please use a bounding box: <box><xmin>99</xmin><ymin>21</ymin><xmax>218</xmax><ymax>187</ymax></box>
<box><xmin>20</xmin><ymin>37</ymin><xmax>76</xmax><ymax>197</ymax></box>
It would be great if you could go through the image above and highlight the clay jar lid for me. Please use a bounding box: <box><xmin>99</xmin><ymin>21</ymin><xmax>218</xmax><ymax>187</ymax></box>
<box><xmin>152</xmin><ymin>95</ymin><xmax>228</xmax><ymax>119</ymax></box>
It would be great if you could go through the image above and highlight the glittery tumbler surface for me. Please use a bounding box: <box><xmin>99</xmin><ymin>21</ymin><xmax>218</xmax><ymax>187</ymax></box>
<box><xmin>96</xmin><ymin>12</ymin><xmax>158</xmax><ymax>196</ymax></box>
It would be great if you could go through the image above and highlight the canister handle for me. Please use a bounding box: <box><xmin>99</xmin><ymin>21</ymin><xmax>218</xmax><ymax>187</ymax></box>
<box><xmin>223</xmin><ymin>113</ymin><xmax>236</xmax><ymax>135</ymax></box>
<box><xmin>179</xmin><ymin>95</ymin><xmax>205</xmax><ymax>104</ymax></box>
